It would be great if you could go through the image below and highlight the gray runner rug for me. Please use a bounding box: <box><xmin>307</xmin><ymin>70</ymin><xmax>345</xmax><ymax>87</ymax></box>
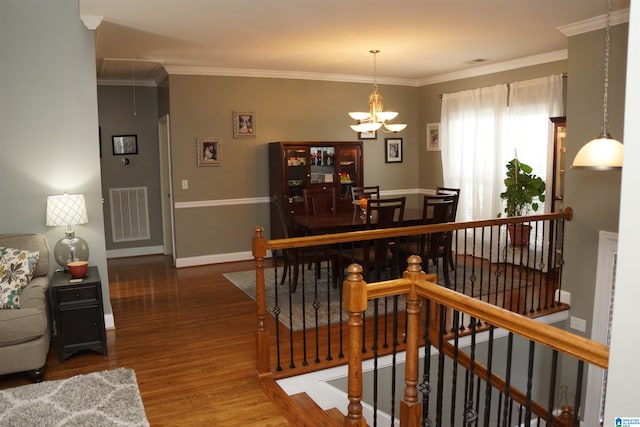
<box><xmin>0</xmin><ymin>368</ymin><xmax>149</xmax><ymax>426</ymax></box>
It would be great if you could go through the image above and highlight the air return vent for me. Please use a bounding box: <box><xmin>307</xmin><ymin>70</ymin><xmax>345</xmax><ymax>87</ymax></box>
<box><xmin>109</xmin><ymin>187</ymin><xmax>150</xmax><ymax>242</ymax></box>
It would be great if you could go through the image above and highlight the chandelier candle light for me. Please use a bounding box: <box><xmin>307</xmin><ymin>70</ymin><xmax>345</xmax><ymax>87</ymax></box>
<box><xmin>46</xmin><ymin>193</ymin><xmax>90</xmax><ymax>269</ymax></box>
<box><xmin>349</xmin><ymin>50</ymin><xmax>407</xmax><ymax>133</ymax></box>
<box><xmin>571</xmin><ymin>0</ymin><xmax>623</xmax><ymax>170</ymax></box>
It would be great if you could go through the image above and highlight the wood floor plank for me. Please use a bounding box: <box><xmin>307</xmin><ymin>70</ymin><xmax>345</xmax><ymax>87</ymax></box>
<box><xmin>0</xmin><ymin>255</ymin><xmax>292</xmax><ymax>426</ymax></box>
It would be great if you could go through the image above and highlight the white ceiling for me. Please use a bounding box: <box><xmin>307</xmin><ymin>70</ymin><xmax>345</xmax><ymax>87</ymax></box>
<box><xmin>79</xmin><ymin>0</ymin><xmax>630</xmax><ymax>86</ymax></box>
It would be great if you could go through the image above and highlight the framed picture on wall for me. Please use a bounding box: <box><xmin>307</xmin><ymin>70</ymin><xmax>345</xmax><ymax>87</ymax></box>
<box><xmin>112</xmin><ymin>135</ymin><xmax>138</xmax><ymax>155</ymax></box>
<box><xmin>197</xmin><ymin>137</ymin><xmax>222</xmax><ymax>166</ymax></box>
<box><xmin>358</xmin><ymin>130</ymin><xmax>377</xmax><ymax>140</ymax></box>
<box><xmin>233</xmin><ymin>111</ymin><xmax>256</xmax><ymax>138</ymax></box>
<box><xmin>385</xmin><ymin>138</ymin><xmax>403</xmax><ymax>163</ymax></box>
<box><xmin>426</xmin><ymin>123</ymin><xmax>441</xmax><ymax>151</ymax></box>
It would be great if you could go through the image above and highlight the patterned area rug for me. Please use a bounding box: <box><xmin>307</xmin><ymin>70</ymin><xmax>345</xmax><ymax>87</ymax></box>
<box><xmin>224</xmin><ymin>261</ymin><xmax>531</xmax><ymax>331</ymax></box>
<box><xmin>224</xmin><ymin>266</ymin><xmax>403</xmax><ymax>332</ymax></box>
<box><xmin>0</xmin><ymin>368</ymin><xmax>149</xmax><ymax>426</ymax></box>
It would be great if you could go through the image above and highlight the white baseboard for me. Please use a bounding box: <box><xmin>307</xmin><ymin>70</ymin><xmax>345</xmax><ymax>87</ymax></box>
<box><xmin>176</xmin><ymin>250</ymin><xmax>272</xmax><ymax>268</ymax></box>
<box><xmin>106</xmin><ymin>245</ymin><xmax>164</xmax><ymax>259</ymax></box>
<box><xmin>104</xmin><ymin>313</ymin><xmax>115</xmax><ymax>329</ymax></box>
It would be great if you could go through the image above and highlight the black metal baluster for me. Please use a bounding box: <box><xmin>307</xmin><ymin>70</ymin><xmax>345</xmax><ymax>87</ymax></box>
<box><xmin>545</xmin><ymin>350</ymin><xmax>559</xmax><ymax>426</ymax></box>
<box><xmin>450</xmin><ymin>310</ymin><xmax>460</xmax><ymax>426</ymax></box>
<box><xmin>500</xmin><ymin>333</ymin><xmax>514</xmax><ymax>427</ymax></box>
<box><xmin>525</xmin><ymin>340</ymin><xmax>536</xmax><ymax>425</ymax></box>
<box><xmin>272</xmin><ymin>257</ymin><xmax>283</xmax><ymax>372</ymax></box>
<box><xmin>482</xmin><ymin>325</ymin><xmax>495</xmax><ymax>427</ymax></box>
<box><xmin>421</xmin><ymin>298</ymin><xmax>433</xmax><ymax>426</ymax></box>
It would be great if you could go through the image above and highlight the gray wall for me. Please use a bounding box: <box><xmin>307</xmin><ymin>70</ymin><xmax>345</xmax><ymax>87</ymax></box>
<box><xmin>97</xmin><ymin>85</ymin><xmax>163</xmax><ymax>251</ymax></box>
<box><xmin>0</xmin><ymin>0</ymin><xmax>111</xmax><ymax>315</ymax></box>
<box><xmin>166</xmin><ymin>75</ymin><xmax>419</xmax><ymax>261</ymax></box>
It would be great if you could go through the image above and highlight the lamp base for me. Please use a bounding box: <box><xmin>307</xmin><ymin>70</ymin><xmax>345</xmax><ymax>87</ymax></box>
<box><xmin>54</xmin><ymin>234</ymin><xmax>89</xmax><ymax>269</ymax></box>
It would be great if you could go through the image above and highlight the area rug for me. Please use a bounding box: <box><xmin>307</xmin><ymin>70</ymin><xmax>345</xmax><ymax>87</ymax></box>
<box><xmin>224</xmin><ymin>261</ymin><xmax>532</xmax><ymax>331</ymax></box>
<box><xmin>0</xmin><ymin>368</ymin><xmax>149</xmax><ymax>426</ymax></box>
<box><xmin>224</xmin><ymin>266</ymin><xmax>403</xmax><ymax>332</ymax></box>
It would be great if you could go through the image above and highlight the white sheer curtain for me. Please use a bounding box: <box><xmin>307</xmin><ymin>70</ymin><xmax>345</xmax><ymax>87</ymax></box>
<box><xmin>441</xmin><ymin>75</ymin><xmax>564</xmax><ymax>222</ymax></box>
<box><xmin>440</xmin><ymin>75</ymin><xmax>563</xmax><ymax>259</ymax></box>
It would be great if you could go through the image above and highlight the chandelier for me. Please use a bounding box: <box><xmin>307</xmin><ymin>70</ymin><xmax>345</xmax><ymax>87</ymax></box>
<box><xmin>571</xmin><ymin>0</ymin><xmax>623</xmax><ymax>170</ymax></box>
<box><xmin>349</xmin><ymin>50</ymin><xmax>407</xmax><ymax>133</ymax></box>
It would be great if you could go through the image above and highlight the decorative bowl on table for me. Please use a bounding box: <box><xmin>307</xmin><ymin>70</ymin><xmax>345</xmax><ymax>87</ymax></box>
<box><xmin>67</xmin><ymin>260</ymin><xmax>88</xmax><ymax>279</ymax></box>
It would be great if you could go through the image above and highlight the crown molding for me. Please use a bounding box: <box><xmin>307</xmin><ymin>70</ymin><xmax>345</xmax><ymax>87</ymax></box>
<box><xmin>163</xmin><ymin>65</ymin><xmax>418</xmax><ymax>87</ymax></box>
<box><xmin>559</xmin><ymin>8</ymin><xmax>630</xmax><ymax>37</ymax></box>
<box><xmin>417</xmin><ymin>50</ymin><xmax>568</xmax><ymax>86</ymax></box>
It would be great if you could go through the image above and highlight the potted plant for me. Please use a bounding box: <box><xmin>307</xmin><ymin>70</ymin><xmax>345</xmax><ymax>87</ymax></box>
<box><xmin>499</xmin><ymin>158</ymin><xmax>546</xmax><ymax>246</ymax></box>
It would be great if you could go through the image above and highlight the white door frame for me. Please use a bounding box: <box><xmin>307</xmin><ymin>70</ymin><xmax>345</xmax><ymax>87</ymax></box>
<box><xmin>158</xmin><ymin>114</ymin><xmax>176</xmax><ymax>265</ymax></box>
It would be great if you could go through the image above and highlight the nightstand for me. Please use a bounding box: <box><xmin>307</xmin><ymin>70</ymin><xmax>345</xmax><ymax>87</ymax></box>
<box><xmin>51</xmin><ymin>266</ymin><xmax>108</xmax><ymax>362</ymax></box>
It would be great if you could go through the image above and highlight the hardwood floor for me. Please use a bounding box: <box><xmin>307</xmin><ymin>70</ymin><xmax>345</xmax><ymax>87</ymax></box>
<box><xmin>0</xmin><ymin>255</ymin><xmax>292</xmax><ymax>426</ymax></box>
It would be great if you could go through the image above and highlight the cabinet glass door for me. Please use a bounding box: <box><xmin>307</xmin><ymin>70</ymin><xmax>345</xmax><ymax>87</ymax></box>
<box><xmin>309</xmin><ymin>146</ymin><xmax>336</xmax><ymax>185</ymax></box>
<box><xmin>337</xmin><ymin>147</ymin><xmax>360</xmax><ymax>200</ymax></box>
<box><xmin>286</xmin><ymin>148</ymin><xmax>307</xmax><ymax>202</ymax></box>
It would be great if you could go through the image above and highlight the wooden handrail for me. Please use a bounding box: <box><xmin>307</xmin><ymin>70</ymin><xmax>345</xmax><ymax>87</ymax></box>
<box><xmin>341</xmin><ymin>255</ymin><xmax>607</xmax><ymax>426</ymax></box>
<box><xmin>413</xmin><ymin>277</ymin><xmax>609</xmax><ymax>370</ymax></box>
<box><xmin>264</xmin><ymin>208</ymin><xmax>573</xmax><ymax>251</ymax></box>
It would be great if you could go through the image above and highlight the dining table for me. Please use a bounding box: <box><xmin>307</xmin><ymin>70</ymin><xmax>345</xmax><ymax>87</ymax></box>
<box><xmin>291</xmin><ymin>207</ymin><xmax>424</xmax><ymax>236</ymax></box>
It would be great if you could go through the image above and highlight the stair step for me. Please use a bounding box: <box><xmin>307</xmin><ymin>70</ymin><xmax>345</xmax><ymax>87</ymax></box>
<box><xmin>289</xmin><ymin>392</ymin><xmax>342</xmax><ymax>426</ymax></box>
<box><xmin>325</xmin><ymin>407</ymin><xmax>347</xmax><ymax>424</ymax></box>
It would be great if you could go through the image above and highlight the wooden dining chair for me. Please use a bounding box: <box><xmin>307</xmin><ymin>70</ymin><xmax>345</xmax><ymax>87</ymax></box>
<box><xmin>333</xmin><ymin>197</ymin><xmax>406</xmax><ymax>286</ymax></box>
<box><xmin>303</xmin><ymin>187</ymin><xmax>337</xmax><ymax>215</ymax></box>
<box><xmin>272</xmin><ymin>195</ymin><xmax>325</xmax><ymax>292</ymax></box>
<box><xmin>350</xmin><ymin>185</ymin><xmax>380</xmax><ymax>202</ymax></box>
<box><xmin>418</xmin><ymin>195</ymin><xmax>456</xmax><ymax>285</ymax></box>
<box><xmin>435</xmin><ymin>187</ymin><xmax>460</xmax><ymax>269</ymax></box>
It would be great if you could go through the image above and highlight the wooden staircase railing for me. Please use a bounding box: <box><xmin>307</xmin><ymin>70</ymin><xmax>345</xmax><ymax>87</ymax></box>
<box><xmin>342</xmin><ymin>256</ymin><xmax>608</xmax><ymax>426</ymax></box>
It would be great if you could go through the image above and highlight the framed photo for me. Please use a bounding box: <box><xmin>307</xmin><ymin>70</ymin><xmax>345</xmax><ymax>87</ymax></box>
<box><xmin>358</xmin><ymin>130</ymin><xmax>377</xmax><ymax>140</ymax></box>
<box><xmin>197</xmin><ymin>137</ymin><xmax>221</xmax><ymax>166</ymax></box>
<box><xmin>112</xmin><ymin>134</ymin><xmax>138</xmax><ymax>155</ymax></box>
<box><xmin>426</xmin><ymin>123</ymin><xmax>441</xmax><ymax>151</ymax></box>
<box><xmin>233</xmin><ymin>111</ymin><xmax>256</xmax><ymax>138</ymax></box>
<box><xmin>385</xmin><ymin>138</ymin><xmax>403</xmax><ymax>163</ymax></box>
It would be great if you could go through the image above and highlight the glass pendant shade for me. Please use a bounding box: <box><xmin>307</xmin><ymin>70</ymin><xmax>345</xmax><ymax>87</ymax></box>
<box><xmin>571</xmin><ymin>0</ymin><xmax>623</xmax><ymax>170</ymax></box>
<box><xmin>571</xmin><ymin>132</ymin><xmax>623</xmax><ymax>170</ymax></box>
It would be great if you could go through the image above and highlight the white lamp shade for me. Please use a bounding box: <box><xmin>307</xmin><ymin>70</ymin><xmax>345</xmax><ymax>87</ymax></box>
<box><xmin>571</xmin><ymin>133</ymin><xmax>624</xmax><ymax>170</ymax></box>
<box><xmin>375</xmin><ymin>111</ymin><xmax>398</xmax><ymax>122</ymax></box>
<box><xmin>383</xmin><ymin>123</ymin><xmax>407</xmax><ymax>132</ymax></box>
<box><xmin>46</xmin><ymin>194</ymin><xmax>88</xmax><ymax>226</ymax></box>
<box><xmin>349</xmin><ymin>112</ymin><xmax>371</xmax><ymax>121</ymax></box>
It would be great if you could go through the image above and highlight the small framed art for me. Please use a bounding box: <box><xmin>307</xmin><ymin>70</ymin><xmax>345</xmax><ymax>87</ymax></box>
<box><xmin>385</xmin><ymin>138</ymin><xmax>403</xmax><ymax>163</ymax></box>
<box><xmin>197</xmin><ymin>137</ymin><xmax>221</xmax><ymax>166</ymax></box>
<box><xmin>112</xmin><ymin>135</ymin><xmax>138</xmax><ymax>155</ymax></box>
<box><xmin>426</xmin><ymin>123</ymin><xmax>441</xmax><ymax>151</ymax></box>
<box><xmin>233</xmin><ymin>111</ymin><xmax>256</xmax><ymax>138</ymax></box>
<box><xmin>358</xmin><ymin>130</ymin><xmax>377</xmax><ymax>140</ymax></box>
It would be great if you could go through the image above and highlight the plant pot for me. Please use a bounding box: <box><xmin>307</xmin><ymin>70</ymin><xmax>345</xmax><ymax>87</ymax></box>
<box><xmin>507</xmin><ymin>224</ymin><xmax>532</xmax><ymax>247</ymax></box>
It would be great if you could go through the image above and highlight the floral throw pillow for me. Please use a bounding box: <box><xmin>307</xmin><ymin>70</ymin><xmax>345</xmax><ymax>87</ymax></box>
<box><xmin>0</xmin><ymin>247</ymin><xmax>40</xmax><ymax>309</ymax></box>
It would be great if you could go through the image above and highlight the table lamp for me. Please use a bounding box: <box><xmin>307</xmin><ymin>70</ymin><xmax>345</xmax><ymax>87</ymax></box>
<box><xmin>46</xmin><ymin>193</ymin><xmax>89</xmax><ymax>268</ymax></box>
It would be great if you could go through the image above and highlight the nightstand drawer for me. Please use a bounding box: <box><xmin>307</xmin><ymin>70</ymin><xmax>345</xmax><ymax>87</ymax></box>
<box><xmin>56</xmin><ymin>285</ymin><xmax>99</xmax><ymax>304</ymax></box>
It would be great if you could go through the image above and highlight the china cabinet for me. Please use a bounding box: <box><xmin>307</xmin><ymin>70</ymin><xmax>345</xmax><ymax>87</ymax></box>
<box><xmin>268</xmin><ymin>141</ymin><xmax>364</xmax><ymax>238</ymax></box>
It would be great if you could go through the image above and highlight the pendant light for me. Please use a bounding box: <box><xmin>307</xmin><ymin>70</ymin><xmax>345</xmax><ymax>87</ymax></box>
<box><xmin>349</xmin><ymin>50</ymin><xmax>407</xmax><ymax>133</ymax></box>
<box><xmin>571</xmin><ymin>0</ymin><xmax>623</xmax><ymax>170</ymax></box>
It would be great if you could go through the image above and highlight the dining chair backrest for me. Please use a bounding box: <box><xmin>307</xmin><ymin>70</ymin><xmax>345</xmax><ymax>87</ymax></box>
<box><xmin>303</xmin><ymin>187</ymin><xmax>337</xmax><ymax>215</ymax></box>
<box><xmin>272</xmin><ymin>195</ymin><xmax>294</xmax><ymax>239</ymax></box>
<box><xmin>351</xmin><ymin>185</ymin><xmax>380</xmax><ymax>201</ymax></box>
<box><xmin>423</xmin><ymin>194</ymin><xmax>456</xmax><ymax>223</ymax></box>
<box><xmin>366</xmin><ymin>197</ymin><xmax>406</xmax><ymax>228</ymax></box>
<box><xmin>436</xmin><ymin>186</ymin><xmax>460</xmax><ymax>222</ymax></box>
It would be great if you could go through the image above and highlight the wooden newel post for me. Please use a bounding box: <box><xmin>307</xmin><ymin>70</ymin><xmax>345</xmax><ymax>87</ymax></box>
<box><xmin>343</xmin><ymin>263</ymin><xmax>368</xmax><ymax>427</ymax></box>
<box><xmin>252</xmin><ymin>226</ymin><xmax>271</xmax><ymax>375</ymax></box>
<box><xmin>400</xmin><ymin>255</ymin><xmax>424</xmax><ymax>427</ymax></box>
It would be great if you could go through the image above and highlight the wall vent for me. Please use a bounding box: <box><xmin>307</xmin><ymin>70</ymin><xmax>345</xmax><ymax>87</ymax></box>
<box><xmin>109</xmin><ymin>187</ymin><xmax>151</xmax><ymax>242</ymax></box>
